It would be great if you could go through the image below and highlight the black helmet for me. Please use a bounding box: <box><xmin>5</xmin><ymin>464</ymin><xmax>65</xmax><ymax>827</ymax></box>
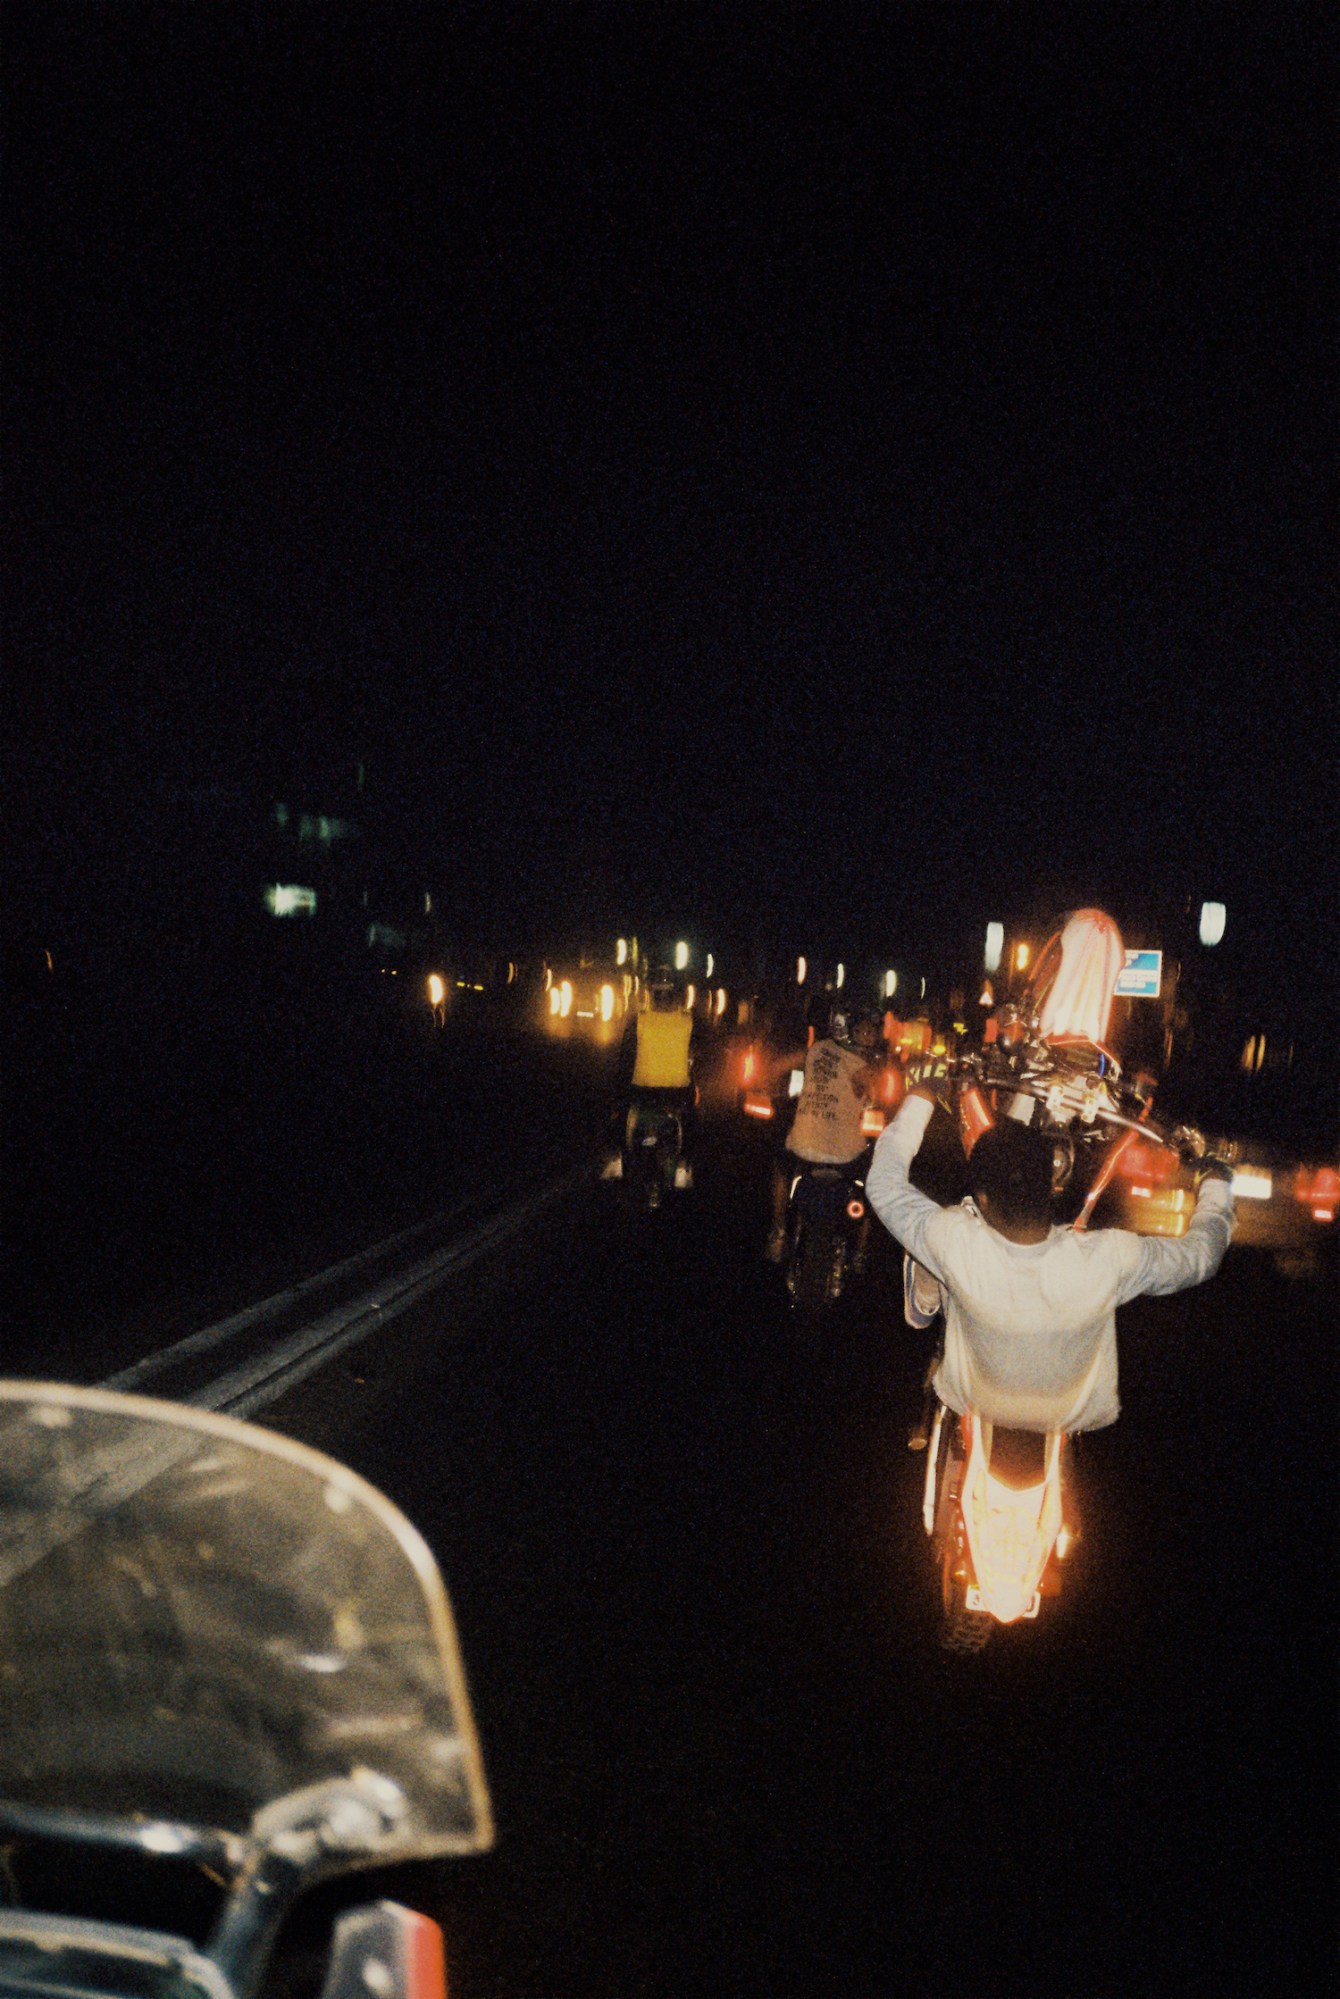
<box><xmin>647</xmin><ymin>965</ymin><xmax>679</xmax><ymax>1009</ymax></box>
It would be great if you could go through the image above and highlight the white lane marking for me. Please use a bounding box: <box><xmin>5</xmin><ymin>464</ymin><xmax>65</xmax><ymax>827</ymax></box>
<box><xmin>103</xmin><ymin>1161</ymin><xmax>595</xmax><ymax>1418</ymax></box>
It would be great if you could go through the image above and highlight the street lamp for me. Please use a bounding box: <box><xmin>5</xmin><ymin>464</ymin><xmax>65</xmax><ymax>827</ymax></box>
<box><xmin>1199</xmin><ymin>902</ymin><xmax>1226</xmax><ymax>947</ymax></box>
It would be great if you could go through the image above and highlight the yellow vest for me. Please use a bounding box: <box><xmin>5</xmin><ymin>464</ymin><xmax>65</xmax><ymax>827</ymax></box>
<box><xmin>632</xmin><ymin>1009</ymin><xmax>693</xmax><ymax>1088</ymax></box>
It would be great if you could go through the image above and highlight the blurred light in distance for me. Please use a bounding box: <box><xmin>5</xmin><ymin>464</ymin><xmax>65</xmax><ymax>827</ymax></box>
<box><xmin>835</xmin><ymin>963</ymin><xmax>846</xmax><ymax>989</ymax></box>
<box><xmin>860</xmin><ymin>1107</ymin><xmax>885</xmax><ymax>1137</ymax></box>
<box><xmin>788</xmin><ymin>1068</ymin><xmax>805</xmax><ymax>1097</ymax></box>
<box><xmin>979</xmin><ymin>981</ymin><xmax>994</xmax><ymax>1007</ymax></box>
<box><xmin>599</xmin><ymin>983</ymin><xmax>615</xmax><ymax>1022</ymax></box>
<box><xmin>797</xmin><ymin>956</ymin><xmax>807</xmax><ymax>985</ymax></box>
<box><xmin>1199</xmin><ymin>901</ymin><xmax>1227</xmax><ymax>946</ymax></box>
<box><xmin>560</xmin><ymin>980</ymin><xmax>573</xmax><ymax>1018</ymax></box>
<box><xmin>426</xmin><ymin>974</ymin><xmax>446</xmax><ymax>1008</ymax></box>
<box><xmin>985</xmin><ymin>923</ymin><xmax>1004</xmax><ymax>973</ymax></box>
<box><xmin>715</xmin><ymin>987</ymin><xmax>727</xmax><ymax>1016</ymax></box>
<box><xmin>1014</xmin><ymin>942</ymin><xmax>1031</xmax><ymax>971</ymax></box>
<box><xmin>705</xmin><ymin>953</ymin><xmax>715</xmax><ymax>978</ymax></box>
<box><xmin>1230</xmin><ymin>1167</ymin><xmax>1272</xmax><ymax>1200</ymax></box>
<box><xmin>548</xmin><ymin>986</ymin><xmax>562</xmax><ymax>1015</ymax></box>
<box><xmin>685</xmin><ymin>984</ymin><xmax>696</xmax><ymax>1010</ymax></box>
<box><xmin>674</xmin><ymin>941</ymin><xmax>689</xmax><ymax>970</ymax></box>
<box><xmin>266</xmin><ymin>884</ymin><xmax>317</xmax><ymax>917</ymax></box>
<box><xmin>616</xmin><ymin>937</ymin><xmax>628</xmax><ymax>966</ymax></box>
<box><xmin>884</xmin><ymin>969</ymin><xmax>897</xmax><ymax>998</ymax></box>
<box><xmin>920</xmin><ymin>977</ymin><xmax>926</xmax><ymax>999</ymax></box>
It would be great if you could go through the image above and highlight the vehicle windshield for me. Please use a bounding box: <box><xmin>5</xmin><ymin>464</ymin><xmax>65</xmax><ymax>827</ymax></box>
<box><xmin>0</xmin><ymin>1384</ymin><xmax>492</xmax><ymax>1862</ymax></box>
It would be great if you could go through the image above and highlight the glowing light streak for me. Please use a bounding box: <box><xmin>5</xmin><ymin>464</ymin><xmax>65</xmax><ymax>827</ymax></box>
<box><xmin>426</xmin><ymin>974</ymin><xmax>446</xmax><ymax>1008</ymax></box>
<box><xmin>985</xmin><ymin>922</ymin><xmax>1004</xmax><ymax>973</ymax></box>
<box><xmin>599</xmin><ymin>983</ymin><xmax>615</xmax><ymax>1022</ymax></box>
<box><xmin>884</xmin><ymin>969</ymin><xmax>897</xmax><ymax>998</ymax></box>
<box><xmin>674</xmin><ymin>941</ymin><xmax>689</xmax><ymax>971</ymax></box>
<box><xmin>1230</xmin><ymin>1167</ymin><xmax>1273</xmax><ymax>1200</ymax></box>
<box><xmin>835</xmin><ymin>963</ymin><xmax>845</xmax><ymax>989</ymax></box>
<box><xmin>797</xmin><ymin>956</ymin><xmax>807</xmax><ymax>985</ymax></box>
<box><xmin>266</xmin><ymin>884</ymin><xmax>317</xmax><ymax>917</ymax></box>
<box><xmin>1199</xmin><ymin>900</ymin><xmax>1227</xmax><ymax>946</ymax></box>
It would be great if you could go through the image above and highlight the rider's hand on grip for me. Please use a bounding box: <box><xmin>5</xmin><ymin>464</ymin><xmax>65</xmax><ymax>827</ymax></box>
<box><xmin>904</xmin><ymin>1052</ymin><xmax>956</xmax><ymax>1111</ymax></box>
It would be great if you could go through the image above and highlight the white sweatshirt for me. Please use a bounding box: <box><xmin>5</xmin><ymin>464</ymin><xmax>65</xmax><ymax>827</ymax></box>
<box><xmin>866</xmin><ymin>1095</ymin><xmax>1235</xmax><ymax>1432</ymax></box>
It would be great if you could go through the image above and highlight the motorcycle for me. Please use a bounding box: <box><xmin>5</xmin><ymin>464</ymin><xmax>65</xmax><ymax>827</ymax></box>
<box><xmin>618</xmin><ymin>1096</ymin><xmax>694</xmax><ymax>1211</ymax></box>
<box><xmin>0</xmin><ymin>1380</ymin><xmax>493</xmax><ymax>1997</ymax></box>
<box><xmin>783</xmin><ymin>1156</ymin><xmax>871</xmax><ymax>1318</ymax></box>
<box><xmin>911</xmin><ymin>1013</ymin><xmax>1213</xmax><ymax>1652</ymax></box>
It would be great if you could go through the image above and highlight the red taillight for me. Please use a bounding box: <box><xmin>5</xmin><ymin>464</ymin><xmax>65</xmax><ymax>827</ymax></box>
<box><xmin>743</xmin><ymin>1091</ymin><xmax>774</xmax><ymax>1120</ymax></box>
<box><xmin>1296</xmin><ymin>1166</ymin><xmax>1340</xmax><ymax>1208</ymax></box>
<box><xmin>742</xmin><ymin>1049</ymin><xmax>757</xmax><ymax>1084</ymax></box>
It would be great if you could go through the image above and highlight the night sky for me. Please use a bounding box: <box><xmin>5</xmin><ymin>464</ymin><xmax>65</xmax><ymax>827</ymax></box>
<box><xmin>6</xmin><ymin>2</ymin><xmax>1334</xmax><ymax>988</ymax></box>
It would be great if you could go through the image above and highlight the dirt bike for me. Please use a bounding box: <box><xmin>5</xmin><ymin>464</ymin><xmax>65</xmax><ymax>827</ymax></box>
<box><xmin>911</xmin><ymin>1024</ymin><xmax>1216</xmax><ymax>1652</ymax></box>
<box><xmin>0</xmin><ymin>1381</ymin><xmax>493</xmax><ymax>1997</ymax></box>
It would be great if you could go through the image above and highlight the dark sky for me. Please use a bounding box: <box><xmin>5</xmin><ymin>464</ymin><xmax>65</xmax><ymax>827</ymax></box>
<box><xmin>5</xmin><ymin>2</ymin><xmax>1334</xmax><ymax>981</ymax></box>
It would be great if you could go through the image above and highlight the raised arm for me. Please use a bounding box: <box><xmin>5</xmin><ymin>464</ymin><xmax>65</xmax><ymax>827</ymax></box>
<box><xmin>1115</xmin><ymin>1170</ymin><xmax>1235</xmax><ymax>1302</ymax></box>
<box><xmin>865</xmin><ymin>1092</ymin><xmax>950</xmax><ymax>1279</ymax></box>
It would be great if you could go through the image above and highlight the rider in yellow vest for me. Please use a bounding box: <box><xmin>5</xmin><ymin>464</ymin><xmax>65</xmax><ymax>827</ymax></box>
<box><xmin>614</xmin><ymin>967</ymin><xmax>699</xmax><ymax>1182</ymax></box>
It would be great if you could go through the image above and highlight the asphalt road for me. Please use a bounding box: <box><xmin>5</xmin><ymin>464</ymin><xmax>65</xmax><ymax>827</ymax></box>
<box><xmin>251</xmin><ymin>1107</ymin><xmax>1337</xmax><ymax>1999</ymax></box>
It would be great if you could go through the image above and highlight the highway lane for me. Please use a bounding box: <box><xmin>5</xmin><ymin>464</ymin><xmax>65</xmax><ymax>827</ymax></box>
<box><xmin>255</xmin><ymin>1111</ymin><xmax>1336</xmax><ymax>1999</ymax></box>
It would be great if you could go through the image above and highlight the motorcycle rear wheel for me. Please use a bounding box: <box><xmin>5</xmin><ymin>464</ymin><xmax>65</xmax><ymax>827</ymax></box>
<box><xmin>788</xmin><ymin>1221</ymin><xmax>839</xmax><ymax>1318</ymax></box>
<box><xmin>935</xmin><ymin>1452</ymin><xmax>991</xmax><ymax>1654</ymax></box>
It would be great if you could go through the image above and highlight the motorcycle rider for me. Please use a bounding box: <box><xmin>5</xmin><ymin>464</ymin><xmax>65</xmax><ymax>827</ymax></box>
<box><xmin>764</xmin><ymin>1005</ymin><xmax>880</xmax><ymax>1263</ymax></box>
<box><xmin>613</xmin><ymin>965</ymin><xmax>698</xmax><ymax>1186</ymax></box>
<box><xmin>866</xmin><ymin>1063</ymin><xmax>1235</xmax><ymax>1433</ymax></box>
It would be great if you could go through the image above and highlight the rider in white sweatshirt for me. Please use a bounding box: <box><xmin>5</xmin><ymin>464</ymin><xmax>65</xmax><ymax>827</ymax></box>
<box><xmin>866</xmin><ymin>1083</ymin><xmax>1235</xmax><ymax>1433</ymax></box>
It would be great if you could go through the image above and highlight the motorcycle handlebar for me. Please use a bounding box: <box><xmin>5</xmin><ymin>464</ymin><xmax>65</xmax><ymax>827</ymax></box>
<box><xmin>951</xmin><ymin>1048</ymin><xmax>1209</xmax><ymax>1163</ymax></box>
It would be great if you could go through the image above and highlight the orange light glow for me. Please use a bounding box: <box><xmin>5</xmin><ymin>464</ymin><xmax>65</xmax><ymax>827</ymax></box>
<box><xmin>961</xmin><ymin>1425</ymin><xmax>1065</xmax><ymax>1624</ymax></box>
<box><xmin>426</xmin><ymin>973</ymin><xmax>446</xmax><ymax>1008</ymax></box>
<box><xmin>743</xmin><ymin>1092</ymin><xmax>774</xmax><ymax>1120</ymax></box>
<box><xmin>1116</xmin><ymin>1138</ymin><xmax>1177</xmax><ymax>1185</ymax></box>
<box><xmin>958</xmin><ymin>1085</ymin><xmax>993</xmax><ymax>1157</ymax></box>
<box><xmin>742</xmin><ymin>1049</ymin><xmax>757</xmax><ymax>1084</ymax></box>
<box><xmin>861</xmin><ymin>1107</ymin><xmax>886</xmax><ymax>1137</ymax></box>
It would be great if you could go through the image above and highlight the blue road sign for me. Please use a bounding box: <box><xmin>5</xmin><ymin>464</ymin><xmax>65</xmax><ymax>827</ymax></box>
<box><xmin>1114</xmin><ymin>949</ymin><xmax>1163</xmax><ymax>999</ymax></box>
